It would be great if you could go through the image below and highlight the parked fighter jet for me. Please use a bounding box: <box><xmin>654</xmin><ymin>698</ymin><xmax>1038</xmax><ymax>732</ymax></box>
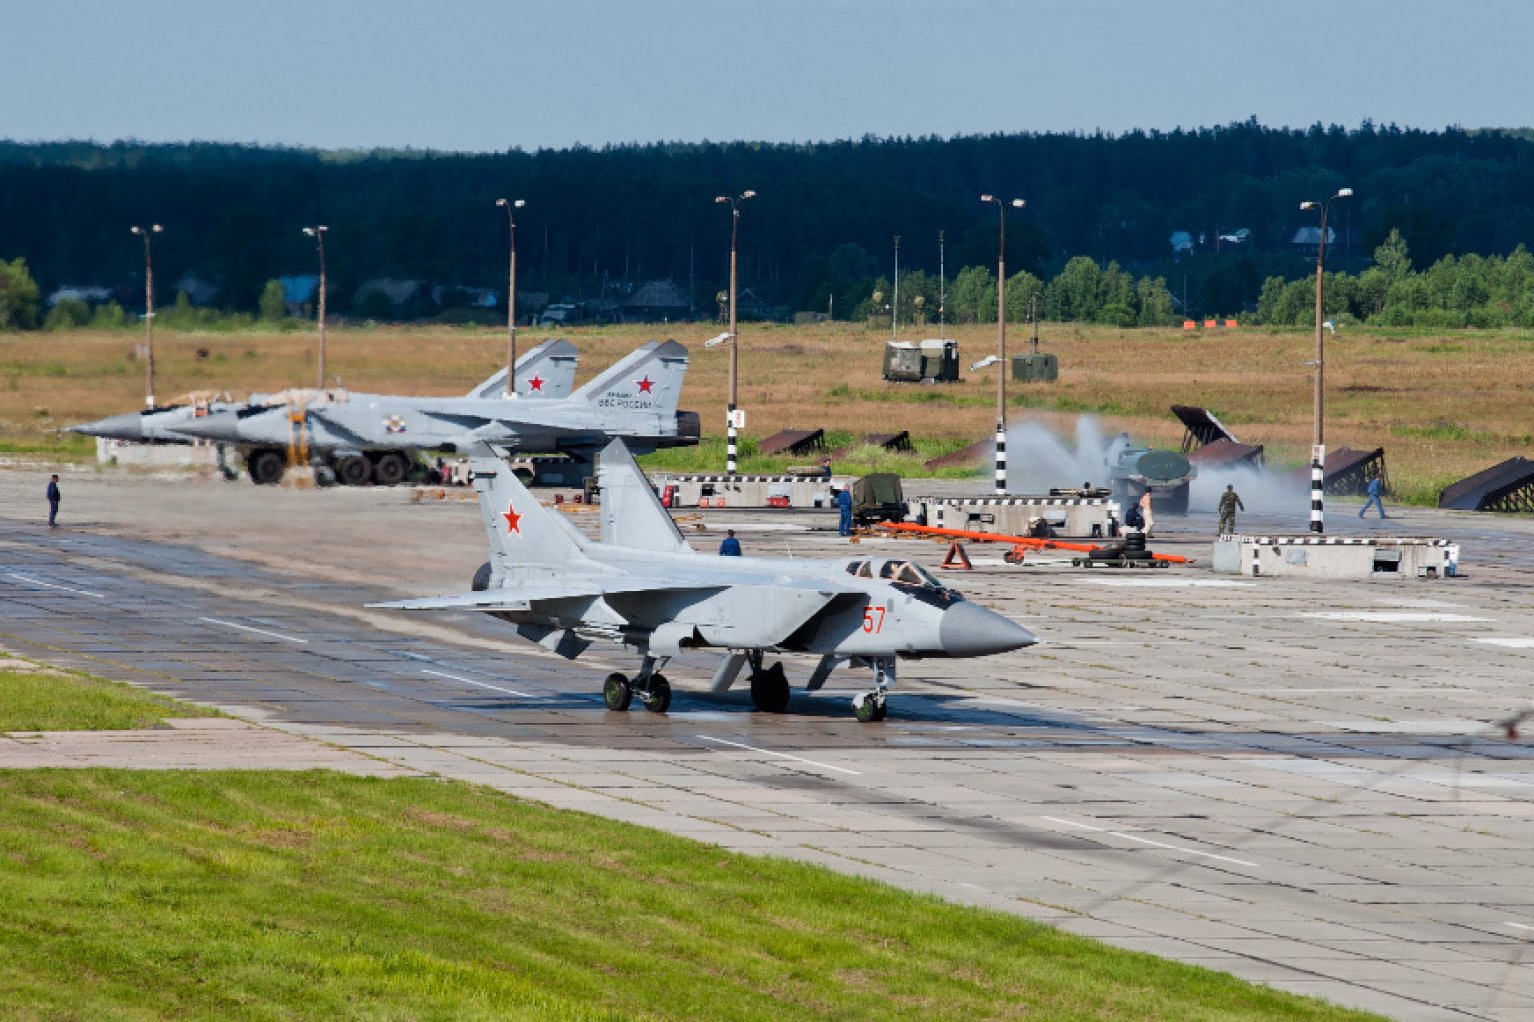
<box><xmin>172</xmin><ymin>340</ymin><xmax>697</xmax><ymax>485</ymax></box>
<box><xmin>70</xmin><ymin>338</ymin><xmax>579</xmax><ymax>464</ymax></box>
<box><xmin>372</xmin><ymin>439</ymin><xmax>1036</xmax><ymax>721</ymax></box>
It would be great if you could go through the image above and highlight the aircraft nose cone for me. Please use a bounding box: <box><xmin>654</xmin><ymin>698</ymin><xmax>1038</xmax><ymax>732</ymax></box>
<box><xmin>939</xmin><ymin>601</ymin><xmax>1036</xmax><ymax>657</ymax></box>
<box><xmin>69</xmin><ymin>412</ymin><xmax>145</xmax><ymax>440</ymax></box>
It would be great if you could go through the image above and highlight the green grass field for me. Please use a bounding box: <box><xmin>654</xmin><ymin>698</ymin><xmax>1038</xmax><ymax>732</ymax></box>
<box><xmin>0</xmin><ymin>768</ymin><xmax>1382</xmax><ymax>1021</ymax></box>
<box><xmin>0</xmin><ymin>661</ymin><xmax>217</xmax><ymax>731</ymax></box>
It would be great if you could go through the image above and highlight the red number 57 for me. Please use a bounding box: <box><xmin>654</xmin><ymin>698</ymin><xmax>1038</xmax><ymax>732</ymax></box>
<box><xmin>862</xmin><ymin>605</ymin><xmax>886</xmax><ymax>633</ymax></box>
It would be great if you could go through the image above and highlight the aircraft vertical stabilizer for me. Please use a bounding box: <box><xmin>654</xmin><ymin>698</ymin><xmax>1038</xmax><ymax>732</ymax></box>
<box><xmin>467</xmin><ymin>338</ymin><xmax>579</xmax><ymax>399</ymax></box>
<box><xmin>471</xmin><ymin>444</ymin><xmax>593</xmax><ymax>571</ymax></box>
<box><xmin>597</xmin><ymin>439</ymin><xmax>692</xmax><ymax>553</ymax></box>
<box><xmin>570</xmin><ymin>339</ymin><xmax>689</xmax><ymax>418</ymax></box>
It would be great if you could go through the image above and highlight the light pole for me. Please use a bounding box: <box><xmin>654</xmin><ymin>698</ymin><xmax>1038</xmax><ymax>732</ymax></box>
<box><xmin>1300</xmin><ymin>187</ymin><xmax>1352</xmax><ymax>533</ymax></box>
<box><xmin>981</xmin><ymin>195</ymin><xmax>1025</xmax><ymax>494</ymax></box>
<box><xmin>714</xmin><ymin>189</ymin><xmax>755</xmax><ymax>475</ymax></box>
<box><xmin>129</xmin><ymin>224</ymin><xmax>162</xmax><ymax>408</ymax></box>
<box><xmin>302</xmin><ymin>225</ymin><xmax>329</xmax><ymax>389</ymax></box>
<box><xmin>496</xmin><ymin>198</ymin><xmax>525</xmax><ymax>396</ymax></box>
<box><xmin>891</xmin><ymin>235</ymin><xmax>900</xmax><ymax>340</ymax></box>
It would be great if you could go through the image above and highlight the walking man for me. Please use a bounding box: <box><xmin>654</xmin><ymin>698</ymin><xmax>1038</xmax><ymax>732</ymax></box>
<box><xmin>1217</xmin><ymin>483</ymin><xmax>1244</xmax><ymax>535</ymax></box>
<box><xmin>46</xmin><ymin>474</ymin><xmax>60</xmax><ymax>528</ymax></box>
<box><xmin>836</xmin><ymin>485</ymin><xmax>854</xmax><ymax>537</ymax></box>
<box><xmin>718</xmin><ymin>529</ymin><xmax>742</xmax><ymax>556</ymax></box>
<box><xmin>1359</xmin><ymin>475</ymin><xmax>1388</xmax><ymax>519</ymax></box>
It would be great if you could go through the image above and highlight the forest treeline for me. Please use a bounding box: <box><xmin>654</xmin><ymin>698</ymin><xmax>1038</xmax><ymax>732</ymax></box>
<box><xmin>2</xmin><ymin>120</ymin><xmax>1534</xmax><ymax>326</ymax></box>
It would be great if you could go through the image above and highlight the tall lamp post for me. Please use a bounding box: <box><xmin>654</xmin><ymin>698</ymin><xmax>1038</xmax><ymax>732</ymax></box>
<box><xmin>891</xmin><ymin>235</ymin><xmax>901</xmax><ymax>340</ymax></box>
<box><xmin>714</xmin><ymin>189</ymin><xmax>755</xmax><ymax>475</ymax></box>
<box><xmin>129</xmin><ymin>224</ymin><xmax>162</xmax><ymax>408</ymax></box>
<box><xmin>302</xmin><ymin>225</ymin><xmax>329</xmax><ymax>389</ymax></box>
<box><xmin>981</xmin><ymin>195</ymin><xmax>1025</xmax><ymax>494</ymax></box>
<box><xmin>496</xmin><ymin>198</ymin><xmax>526</xmax><ymax>396</ymax></box>
<box><xmin>1300</xmin><ymin>187</ymin><xmax>1352</xmax><ymax>533</ymax></box>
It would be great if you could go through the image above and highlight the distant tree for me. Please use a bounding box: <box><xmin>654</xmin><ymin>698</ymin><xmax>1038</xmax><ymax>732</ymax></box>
<box><xmin>0</xmin><ymin>257</ymin><xmax>41</xmax><ymax>330</ymax></box>
<box><xmin>947</xmin><ymin>265</ymin><xmax>995</xmax><ymax>324</ymax></box>
<box><xmin>88</xmin><ymin>301</ymin><xmax>127</xmax><ymax>330</ymax></box>
<box><xmin>1003</xmin><ymin>271</ymin><xmax>1044</xmax><ymax>324</ymax></box>
<box><xmin>159</xmin><ymin>290</ymin><xmax>200</xmax><ymax>329</ymax></box>
<box><xmin>44</xmin><ymin>297</ymin><xmax>90</xmax><ymax>330</ymax></box>
<box><xmin>1044</xmin><ymin>257</ymin><xmax>1104</xmax><ymax>322</ymax></box>
<box><xmin>354</xmin><ymin>288</ymin><xmax>396</xmax><ymax>322</ymax></box>
<box><xmin>1136</xmin><ymin>276</ymin><xmax>1176</xmax><ymax>326</ymax></box>
<box><xmin>258</xmin><ymin>279</ymin><xmax>287</xmax><ymax>323</ymax></box>
<box><xmin>1373</xmin><ymin>228</ymin><xmax>1412</xmax><ymax>280</ymax></box>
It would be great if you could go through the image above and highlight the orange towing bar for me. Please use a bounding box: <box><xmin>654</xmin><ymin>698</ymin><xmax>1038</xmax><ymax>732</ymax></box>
<box><xmin>877</xmin><ymin>520</ymin><xmax>1190</xmax><ymax>564</ymax></box>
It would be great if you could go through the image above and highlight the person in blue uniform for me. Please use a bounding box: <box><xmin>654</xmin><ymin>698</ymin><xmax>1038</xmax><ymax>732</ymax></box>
<box><xmin>836</xmin><ymin>485</ymin><xmax>853</xmax><ymax>536</ymax></box>
<box><xmin>46</xmin><ymin>474</ymin><xmax>60</xmax><ymax>527</ymax></box>
<box><xmin>718</xmin><ymin>529</ymin><xmax>742</xmax><ymax>556</ymax></box>
<box><xmin>1359</xmin><ymin>475</ymin><xmax>1388</xmax><ymax>518</ymax></box>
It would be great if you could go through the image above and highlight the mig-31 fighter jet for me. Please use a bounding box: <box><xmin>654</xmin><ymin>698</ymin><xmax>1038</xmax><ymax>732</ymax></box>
<box><xmin>372</xmin><ymin>439</ymin><xmax>1036</xmax><ymax>721</ymax></box>
<box><xmin>171</xmin><ymin>339</ymin><xmax>695</xmax><ymax>485</ymax></box>
<box><xmin>71</xmin><ymin>338</ymin><xmax>581</xmax><ymax>485</ymax></box>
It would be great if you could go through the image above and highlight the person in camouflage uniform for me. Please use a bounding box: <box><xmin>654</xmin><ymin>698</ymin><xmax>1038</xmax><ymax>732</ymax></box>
<box><xmin>1218</xmin><ymin>483</ymin><xmax>1244</xmax><ymax>535</ymax></box>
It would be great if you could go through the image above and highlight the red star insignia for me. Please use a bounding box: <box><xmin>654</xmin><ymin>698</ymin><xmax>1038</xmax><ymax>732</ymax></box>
<box><xmin>502</xmin><ymin>500</ymin><xmax>523</xmax><ymax>535</ymax></box>
<box><xmin>527</xmin><ymin>374</ymin><xmax>544</xmax><ymax>392</ymax></box>
<box><xmin>636</xmin><ymin>375</ymin><xmax>655</xmax><ymax>394</ymax></box>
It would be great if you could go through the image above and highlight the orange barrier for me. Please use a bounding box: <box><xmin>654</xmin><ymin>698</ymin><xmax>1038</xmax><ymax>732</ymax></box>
<box><xmin>878</xmin><ymin>520</ymin><xmax>1190</xmax><ymax>564</ymax></box>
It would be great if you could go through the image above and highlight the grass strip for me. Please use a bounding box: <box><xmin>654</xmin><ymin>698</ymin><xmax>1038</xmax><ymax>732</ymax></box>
<box><xmin>0</xmin><ymin>663</ymin><xmax>216</xmax><ymax>732</ymax></box>
<box><xmin>0</xmin><ymin>769</ymin><xmax>1383</xmax><ymax>1021</ymax></box>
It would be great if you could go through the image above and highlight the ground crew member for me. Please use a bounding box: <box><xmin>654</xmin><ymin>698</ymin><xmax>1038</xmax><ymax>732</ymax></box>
<box><xmin>1138</xmin><ymin>487</ymin><xmax>1155</xmax><ymax>539</ymax></box>
<box><xmin>1218</xmin><ymin>483</ymin><xmax>1244</xmax><ymax>535</ymax></box>
<box><xmin>820</xmin><ymin>456</ymin><xmax>832</xmax><ymax>478</ymax></box>
<box><xmin>46</xmin><ymin>474</ymin><xmax>60</xmax><ymax>528</ymax></box>
<box><xmin>718</xmin><ymin>529</ymin><xmax>742</xmax><ymax>556</ymax></box>
<box><xmin>1359</xmin><ymin>475</ymin><xmax>1388</xmax><ymax>518</ymax></box>
<box><xmin>836</xmin><ymin>485</ymin><xmax>853</xmax><ymax>537</ymax></box>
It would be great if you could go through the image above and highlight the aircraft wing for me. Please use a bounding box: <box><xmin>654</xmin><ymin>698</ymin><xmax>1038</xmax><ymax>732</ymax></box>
<box><xmin>369</xmin><ymin>575</ymin><xmax>728</xmax><ymax>613</ymax></box>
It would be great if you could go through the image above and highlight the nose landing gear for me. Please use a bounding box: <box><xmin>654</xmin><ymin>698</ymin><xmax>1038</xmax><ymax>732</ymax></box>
<box><xmin>852</xmin><ymin>657</ymin><xmax>895</xmax><ymax>722</ymax></box>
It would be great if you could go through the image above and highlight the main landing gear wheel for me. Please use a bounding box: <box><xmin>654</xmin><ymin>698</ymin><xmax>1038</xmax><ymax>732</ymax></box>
<box><xmin>247</xmin><ymin>449</ymin><xmax>285</xmax><ymax>486</ymax></box>
<box><xmin>603</xmin><ymin>672</ymin><xmax>633</xmax><ymax>711</ymax></box>
<box><xmin>749</xmin><ymin>661</ymin><xmax>791</xmax><ymax>713</ymax></box>
<box><xmin>852</xmin><ymin>692</ymin><xmax>887</xmax><ymax>723</ymax></box>
<box><xmin>642</xmin><ymin>674</ymin><xmax>672</xmax><ymax>714</ymax></box>
<box><xmin>372</xmin><ymin>452</ymin><xmax>408</xmax><ymax>486</ymax></box>
<box><xmin>336</xmin><ymin>455</ymin><xmax>372</xmax><ymax>486</ymax></box>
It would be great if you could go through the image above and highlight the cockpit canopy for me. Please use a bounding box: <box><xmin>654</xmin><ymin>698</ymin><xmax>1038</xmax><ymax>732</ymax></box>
<box><xmin>844</xmin><ymin>559</ymin><xmax>962</xmax><ymax>604</ymax></box>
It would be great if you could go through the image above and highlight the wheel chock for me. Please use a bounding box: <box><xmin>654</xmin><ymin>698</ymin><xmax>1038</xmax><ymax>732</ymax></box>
<box><xmin>941</xmin><ymin>541</ymin><xmax>973</xmax><ymax>570</ymax></box>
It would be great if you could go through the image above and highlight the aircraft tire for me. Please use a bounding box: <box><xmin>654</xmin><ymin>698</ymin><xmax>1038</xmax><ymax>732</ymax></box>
<box><xmin>470</xmin><ymin>562</ymin><xmax>492</xmax><ymax>591</ymax></box>
<box><xmin>603</xmin><ymin>673</ymin><xmax>632</xmax><ymax>711</ymax></box>
<box><xmin>336</xmin><ymin>455</ymin><xmax>372</xmax><ymax>486</ymax></box>
<box><xmin>872</xmin><ymin>696</ymin><xmax>888</xmax><ymax>722</ymax></box>
<box><xmin>750</xmin><ymin>663</ymin><xmax>790</xmax><ymax>712</ymax></box>
<box><xmin>247</xmin><ymin>449</ymin><xmax>285</xmax><ymax>486</ymax></box>
<box><xmin>853</xmin><ymin>692</ymin><xmax>877</xmax><ymax>723</ymax></box>
<box><xmin>643</xmin><ymin>675</ymin><xmax>672</xmax><ymax>714</ymax></box>
<box><xmin>372</xmin><ymin>452</ymin><xmax>408</xmax><ymax>486</ymax></box>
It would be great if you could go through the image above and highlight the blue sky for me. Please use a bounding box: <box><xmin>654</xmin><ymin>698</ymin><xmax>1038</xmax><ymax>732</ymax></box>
<box><xmin>6</xmin><ymin>1</ymin><xmax>1529</xmax><ymax>150</ymax></box>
